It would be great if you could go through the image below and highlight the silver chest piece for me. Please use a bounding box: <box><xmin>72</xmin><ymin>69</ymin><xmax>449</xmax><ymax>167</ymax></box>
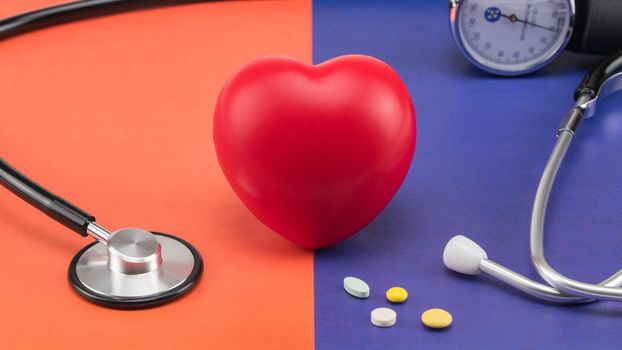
<box><xmin>69</xmin><ymin>227</ymin><xmax>203</xmax><ymax>309</ymax></box>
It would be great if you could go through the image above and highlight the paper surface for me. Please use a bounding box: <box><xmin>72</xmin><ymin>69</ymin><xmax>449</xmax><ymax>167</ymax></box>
<box><xmin>313</xmin><ymin>1</ymin><xmax>622</xmax><ymax>348</ymax></box>
<box><xmin>0</xmin><ymin>1</ymin><xmax>313</xmax><ymax>349</ymax></box>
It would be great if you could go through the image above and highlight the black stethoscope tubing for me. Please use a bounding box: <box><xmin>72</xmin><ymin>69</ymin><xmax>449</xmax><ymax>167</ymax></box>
<box><xmin>0</xmin><ymin>0</ymin><xmax>222</xmax><ymax>237</ymax></box>
<box><xmin>2</xmin><ymin>0</ymin><xmax>621</xmax><ymax>244</ymax></box>
<box><xmin>0</xmin><ymin>0</ymin><xmax>226</xmax><ymax>308</ymax></box>
<box><xmin>2</xmin><ymin>0</ymin><xmax>622</xmax><ymax>307</ymax></box>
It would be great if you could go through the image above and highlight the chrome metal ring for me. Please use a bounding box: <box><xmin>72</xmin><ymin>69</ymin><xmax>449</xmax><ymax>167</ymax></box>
<box><xmin>68</xmin><ymin>232</ymin><xmax>203</xmax><ymax>309</ymax></box>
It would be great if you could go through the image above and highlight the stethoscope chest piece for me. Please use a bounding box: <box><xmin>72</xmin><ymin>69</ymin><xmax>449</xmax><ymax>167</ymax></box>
<box><xmin>68</xmin><ymin>228</ymin><xmax>203</xmax><ymax>309</ymax></box>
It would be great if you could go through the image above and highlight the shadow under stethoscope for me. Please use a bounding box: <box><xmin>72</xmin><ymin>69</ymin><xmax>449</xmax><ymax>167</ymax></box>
<box><xmin>444</xmin><ymin>269</ymin><xmax>622</xmax><ymax>318</ymax></box>
<box><xmin>0</xmin><ymin>198</ymin><xmax>79</xmax><ymax>254</ymax></box>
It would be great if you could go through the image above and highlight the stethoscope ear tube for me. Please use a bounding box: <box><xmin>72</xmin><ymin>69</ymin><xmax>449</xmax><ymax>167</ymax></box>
<box><xmin>445</xmin><ymin>51</ymin><xmax>622</xmax><ymax>304</ymax></box>
<box><xmin>0</xmin><ymin>157</ymin><xmax>94</xmax><ymax>236</ymax></box>
<box><xmin>574</xmin><ymin>50</ymin><xmax>622</xmax><ymax>100</ymax></box>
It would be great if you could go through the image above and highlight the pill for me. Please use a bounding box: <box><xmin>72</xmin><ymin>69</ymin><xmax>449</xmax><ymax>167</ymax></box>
<box><xmin>421</xmin><ymin>308</ymin><xmax>453</xmax><ymax>329</ymax></box>
<box><xmin>371</xmin><ymin>307</ymin><xmax>397</xmax><ymax>327</ymax></box>
<box><xmin>386</xmin><ymin>287</ymin><xmax>408</xmax><ymax>303</ymax></box>
<box><xmin>343</xmin><ymin>276</ymin><xmax>370</xmax><ymax>298</ymax></box>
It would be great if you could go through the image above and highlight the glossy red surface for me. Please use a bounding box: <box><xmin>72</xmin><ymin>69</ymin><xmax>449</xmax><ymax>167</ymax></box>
<box><xmin>214</xmin><ymin>55</ymin><xmax>416</xmax><ymax>248</ymax></box>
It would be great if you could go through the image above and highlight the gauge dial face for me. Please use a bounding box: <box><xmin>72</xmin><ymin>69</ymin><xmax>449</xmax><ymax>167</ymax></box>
<box><xmin>455</xmin><ymin>0</ymin><xmax>572</xmax><ymax>74</ymax></box>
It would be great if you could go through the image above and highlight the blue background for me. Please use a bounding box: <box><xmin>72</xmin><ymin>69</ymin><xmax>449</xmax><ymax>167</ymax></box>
<box><xmin>313</xmin><ymin>1</ymin><xmax>622</xmax><ymax>349</ymax></box>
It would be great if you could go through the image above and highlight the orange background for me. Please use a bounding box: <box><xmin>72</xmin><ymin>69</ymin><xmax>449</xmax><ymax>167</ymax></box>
<box><xmin>0</xmin><ymin>1</ymin><xmax>313</xmax><ymax>349</ymax></box>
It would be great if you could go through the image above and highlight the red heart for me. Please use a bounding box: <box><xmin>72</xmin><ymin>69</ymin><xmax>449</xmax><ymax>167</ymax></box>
<box><xmin>214</xmin><ymin>55</ymin><xmax>416</xmax><ymax>249</ymax></box>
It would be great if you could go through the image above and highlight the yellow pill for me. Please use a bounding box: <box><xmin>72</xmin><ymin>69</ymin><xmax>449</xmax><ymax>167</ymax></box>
<box><xmin>385</xmin><ymin>287</ymin><xmax>408</xmax><ymax>303</ymax></box>
<box><xmin>421</xmin><ymin>308</ymin><xmax>453</xmax><ymax>329</ymax></box>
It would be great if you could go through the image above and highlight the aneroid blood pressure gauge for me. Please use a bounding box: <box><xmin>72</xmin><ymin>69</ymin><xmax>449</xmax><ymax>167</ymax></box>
<box><xmin>450</xmin><ymin>0</ymin><xmax>574</xmax><ymax>75</ymax></box>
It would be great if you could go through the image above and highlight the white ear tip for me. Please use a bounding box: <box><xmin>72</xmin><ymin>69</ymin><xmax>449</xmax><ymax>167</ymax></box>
<box><xmin>443</xmin><ymin>235</ymin><xmax>487</xmax><ymax>275</ymax></box>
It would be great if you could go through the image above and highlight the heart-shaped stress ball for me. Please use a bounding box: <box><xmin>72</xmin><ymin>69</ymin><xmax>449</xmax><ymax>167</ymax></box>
<box><xmin>214</xmin><ymin>55</ymin><xmax>416</xmax><ymax>249</ymax></box>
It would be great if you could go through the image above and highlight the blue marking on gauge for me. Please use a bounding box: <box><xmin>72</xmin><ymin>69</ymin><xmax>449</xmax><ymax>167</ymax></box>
<box><xmin>484</xmin><ymin>7</ymin><xmax>501</xmax><ymax>22</ymax></box>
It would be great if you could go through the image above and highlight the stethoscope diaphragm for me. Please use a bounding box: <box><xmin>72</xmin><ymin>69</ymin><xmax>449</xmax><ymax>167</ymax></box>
<box><xmin>68</xmin><ymin>229</ymin><xmax>203</xmax><ymax>309</ymax></box>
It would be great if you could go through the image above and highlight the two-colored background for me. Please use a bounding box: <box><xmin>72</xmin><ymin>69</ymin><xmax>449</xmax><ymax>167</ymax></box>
<box><xmin>0</xmin><ymin>1</ymin><xmax>312</xmax><ymax>348</ymax></box>
<box><xmin>2</xmin><ymin>1</ymin><xmax>622</xmax><ymax>349</ymax></box>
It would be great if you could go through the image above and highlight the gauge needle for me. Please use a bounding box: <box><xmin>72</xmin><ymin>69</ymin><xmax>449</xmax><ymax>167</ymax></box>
<box><xmin>500</xmin><ymin>13</ymin><xmax>558</xmax><ymax>33</ymax></box>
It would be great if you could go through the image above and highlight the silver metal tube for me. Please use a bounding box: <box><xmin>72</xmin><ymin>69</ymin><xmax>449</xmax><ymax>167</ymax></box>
<box><xmin>476</xmin><ymin>127</ymin><xmax>622</xmax><ymax>303</ymax></box>
<box><xmin>480</xmin><ymin>257</ymin><xmax>622</xmax><ymax>303</ymax></box>
<box><xmin>529</xmin><ymin>128</ymin><xmax>622</xmax><ymax>301</ymax></box>
<box><xmin>476</xmin><ymin>92</ymin><xmax>622</xmax><ymax>304</ymax></box>
<box><xmin>86</xmin><ymin>222</ymin><xmax>111</xmax><ymax>245</ymax></box>
<box><xmin>527</xmin><ymin>92</ymin><xmax>622</xmax><ymax>302</ymax></box>
<box><xmin>446</xmin><ymin>74</ymin><xmax>622</xmax><ymax>303</ymax></box>
<box><xmin>479</xmin><ymin>259</ymin><xmax>588</xmax><ymax>303</ymax></box>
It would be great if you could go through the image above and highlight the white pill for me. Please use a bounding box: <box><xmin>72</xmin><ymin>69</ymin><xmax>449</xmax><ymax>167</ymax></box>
<box><xmin>371</xmin><ymin>307</ymin><xmax>397</xmax><ymax>327</ymax></box>
<box><xmin>343</xmin><ymin>276</ymin><xmax>370</xmax><ymax>298</ymax></box>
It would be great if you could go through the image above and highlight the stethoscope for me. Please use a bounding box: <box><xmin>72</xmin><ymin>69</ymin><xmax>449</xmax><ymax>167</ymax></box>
<box><xmin>0</xmin><ymin>0</ymin><xmax>229</xmax><ymax>308</ymax></box>
<box><xmin>6</xmin><ymin>0</ymin><xmax>622</xmax><ymax>309</ymax></box>
<box><xmin>443</xmin><ymin>51</ymin><xmax>622</xmax><ymax>303</ymax></box>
